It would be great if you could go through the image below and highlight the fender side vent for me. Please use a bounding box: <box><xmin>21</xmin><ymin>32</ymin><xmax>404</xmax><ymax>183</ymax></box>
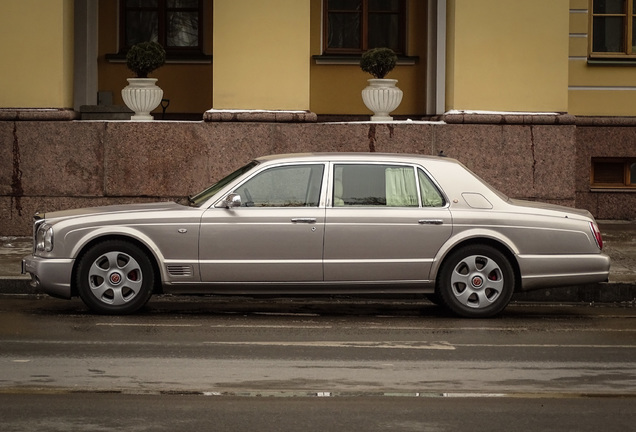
<box><xmin>167</xmin><ymin>265</ymin><xmax>193</xmax><ymax>277</ymax></box>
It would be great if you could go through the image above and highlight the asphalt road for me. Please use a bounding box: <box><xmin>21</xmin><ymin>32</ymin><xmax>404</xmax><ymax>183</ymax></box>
<box><xmin>1</xmin><ymin>393</ymin><xmax>635</xmax><ymax>432</ymax></box>
<box><xmin>1</xmin><ymin>295</ymin><xmax>635</xmax><ymax>431</ymax></box>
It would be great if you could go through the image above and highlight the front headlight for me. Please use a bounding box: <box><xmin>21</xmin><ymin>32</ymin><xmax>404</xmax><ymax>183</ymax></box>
<box><xmin>36</xmin><ymin>223</ymin><xmax>54</xmax><ymax>252</ymax></box>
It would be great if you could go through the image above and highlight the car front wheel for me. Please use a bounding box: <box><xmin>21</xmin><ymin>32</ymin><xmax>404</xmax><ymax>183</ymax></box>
<box><xmin>437</xmin><ymin>245</ymin><xmax>515</xmax><ymax>318</ymax></box>
<box><xmin>76</xmin><ymin>240</ymin><xmax>155</xmax><ymax>315</ymax></box>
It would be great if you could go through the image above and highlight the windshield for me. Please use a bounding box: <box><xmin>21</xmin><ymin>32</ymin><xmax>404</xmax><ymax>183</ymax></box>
<box><xmin>188</xmin><ymin>161</ymin><xmax>259</xmax><ymax>207</ymax></box>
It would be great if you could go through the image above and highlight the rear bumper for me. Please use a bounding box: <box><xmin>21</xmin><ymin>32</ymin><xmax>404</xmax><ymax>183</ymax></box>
<box><xmin>518</xmin><ymin>253</ymin><xmax>611</xmax><ymax>291</ymax></box>
<box><xmin>22</xmin><ymin>255</ymin><xmax>74</xmax><ymax>299</ymax></box>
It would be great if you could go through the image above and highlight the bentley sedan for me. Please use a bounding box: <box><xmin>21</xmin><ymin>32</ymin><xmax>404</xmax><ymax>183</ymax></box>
<box><xmin>22</xmin><ymin>153</ymin><xmax>610</xmax><ymax>318</ymax></box>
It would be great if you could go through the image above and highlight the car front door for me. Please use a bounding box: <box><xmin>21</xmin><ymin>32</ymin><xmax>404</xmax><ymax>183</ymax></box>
<box><xmin>199</xmin><ymin>163</ymin><xmax>326</xmax><ymax>282</ymax></box>
<box><xmin>324</xmin><ymin>163</ymin><xmax>452</xmax><ymax>283</ymax></box>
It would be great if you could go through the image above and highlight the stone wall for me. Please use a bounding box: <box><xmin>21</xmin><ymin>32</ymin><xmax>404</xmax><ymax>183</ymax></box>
<box><xmin>575</xmin><ymin>118</ymin><xmax>636</xmax><ymax>220</ymax></box>
<box><xmin>1</xmin><ymin>117</ymin><xmax>579</xmax><ymax>236</ymax></box>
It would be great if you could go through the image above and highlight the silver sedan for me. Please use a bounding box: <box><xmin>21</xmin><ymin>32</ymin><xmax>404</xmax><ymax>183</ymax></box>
<box><xmin>22</xmin><ymin>153</ymin><xmax>610</xmax><ymax>318</ymax></box>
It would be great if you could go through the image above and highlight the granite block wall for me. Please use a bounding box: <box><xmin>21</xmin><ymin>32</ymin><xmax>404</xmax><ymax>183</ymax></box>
<box><xmin>575</xmin><ymin>124</ymin><xmax>636</xmax><ymax>219</ymax></box>
<box><xmin>0</xmin><ymin>119</ymin><xmax>582</xmax><ymax>236</ymax></box>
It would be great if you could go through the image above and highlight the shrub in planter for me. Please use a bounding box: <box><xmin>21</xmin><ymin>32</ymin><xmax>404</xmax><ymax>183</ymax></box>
<box><xmin>360</xmin><ymin>47</ymin><xmax>398</xmax><ymax>79</ymax></box>
<box><xmin>126</xmin><ymin>41</ymin><xmax>166</xmax><ymax>78</ymax></box>
<box><xmin>360</xmin><ymin>47</ymin><xmax>402</xmax><ymax>122</ymax></box>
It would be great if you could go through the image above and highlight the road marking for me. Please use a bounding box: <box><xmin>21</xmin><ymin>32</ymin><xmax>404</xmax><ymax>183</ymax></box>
<box><xmin>1</xmin><ymin>388</ymin><xmax>634</xmax><ymax>399</ymax></box>
<box><xmin>96</xmin><ymin>323</ymin><xmax>202</xmax><ymax>327</ymax></box>
<box><xmin>204</xmin><ymin>324</ymin><xmax>636</xmax><ymax>333</ymax></box>
<box><xmin>208</xmin><ymin>325</ymin><xmax>334</xmax><ymax>329</ymax></box>
<box><xmin>202</xmin><ymin>340</ymin><xmax>636</xmax><ymax>350</ymax></box>
<box><xmin>202</xmin><ymin>341</ymin><xmax>454</xmax><ymax>350</ymax></box>
<box><xmin>94</xmin><ymin>322</ymin><xmax>636</xmax><ymax>332</ymax></box>
<box><xmin>443</xmin><ymin>393</ymin><xmax>506</xmax><ymax>398</ymax></box>
<box><xmin>4</xmin><ymin>339</ymin><xmax>636</xmax><ymax>350</ymax></box>
<box><xmin>454</xmin><ymin>343</ymin><xmax>636</xmax><ymax>349</ymax></box>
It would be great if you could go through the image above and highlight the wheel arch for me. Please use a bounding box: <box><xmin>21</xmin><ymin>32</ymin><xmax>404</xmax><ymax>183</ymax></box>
<box><xmin>433</xmin><ymin>236</ymin><xmax>522</xmax><ymax>294</ymax></box>
<box><xmin>71</xmin><ymin>234</ymin><xmax>163</xmax><ymax>297</ymax></box>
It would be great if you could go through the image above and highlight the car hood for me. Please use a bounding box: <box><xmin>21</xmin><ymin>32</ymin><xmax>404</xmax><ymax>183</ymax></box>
<box><xmin>508</xmin><ymin>198</ymin><xmax>593</xmax><ymax>220</ymax></box>
<box><xmin>37</xmin><ymin>202</ymin><xmax>186</xmax><ymax>222</ymax></box>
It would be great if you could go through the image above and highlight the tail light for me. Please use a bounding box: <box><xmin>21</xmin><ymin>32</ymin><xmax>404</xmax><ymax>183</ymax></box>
<box><xmin>589</xmin><ymin>222</ymin><xmax>603</xmax><ymax>250</ymax></box>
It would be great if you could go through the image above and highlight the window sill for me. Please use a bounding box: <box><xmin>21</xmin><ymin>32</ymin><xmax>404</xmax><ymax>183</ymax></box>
<box><xmin>313</xmin><ymin>54</ymin><xmax>418</xmax><ymax>66</ymax></box>
<box><xmin>105</xmin><ymin>53</ymin><xmax>212</xmax><ymax>64</ymax></box>
<box><xmin>590</xmin><ymin>187</ymin><xmax>636</xmax><ymax>192</ymax></box>
<box><xmin>587</xmin><ymin>58</ymin><xmax>636</xmax><ymax>66</ymax></box>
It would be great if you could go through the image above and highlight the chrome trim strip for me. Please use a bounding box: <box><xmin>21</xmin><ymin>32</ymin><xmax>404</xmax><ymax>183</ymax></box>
<box><xmin>198</xmin><ymin>258</ymin><xmax>433</xmax><ymax>264</ymax></box>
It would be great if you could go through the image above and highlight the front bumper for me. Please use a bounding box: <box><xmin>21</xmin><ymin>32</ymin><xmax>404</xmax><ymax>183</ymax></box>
<box><xmin>22</xmin><ymin>255</ymin><xmax>74</xmax><ymax>299</ymax></box>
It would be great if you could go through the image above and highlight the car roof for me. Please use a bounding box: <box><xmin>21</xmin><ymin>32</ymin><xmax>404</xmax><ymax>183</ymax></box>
<box><xmin>254</xmin><ymin>152</ymin><xmax>460</xmax><ymax>166</ymax></box>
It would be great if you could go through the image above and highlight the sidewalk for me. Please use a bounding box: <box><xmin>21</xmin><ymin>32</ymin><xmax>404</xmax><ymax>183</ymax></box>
<box><xmin>1</xmin><ymin>221</ymin><xmax>635</xmax><ymax>303</ymax></box>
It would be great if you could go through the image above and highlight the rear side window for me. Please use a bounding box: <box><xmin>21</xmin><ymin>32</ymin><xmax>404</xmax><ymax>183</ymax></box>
<box><xmin>418</xmin><ymin>169</ymin><xmax>445</xmax><ymax>207</ymax></box>
<box><xmin>333</xmin><ymin>164</ymin><xmax>418</xmax><ymax>207</ymax></box>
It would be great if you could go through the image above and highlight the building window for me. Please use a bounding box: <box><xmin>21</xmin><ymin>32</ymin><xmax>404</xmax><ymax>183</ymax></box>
<box><xmin>121</xmin><ymin>0</ymin><xmax>202</xmax><ymax>54</ymax></box>
<box><xmin>323</xmin><ymin>0</ymin><xmax>406</xmax><ymax>55</ymax></box>
<box><xmin>591</xmin><ymin>158</ymin><xmax>636</xmax><ymax>188</ymax></box>
<box><xmin>590</xmin><ymin>0</ymin><xmax>636</xmax><ymax>57</ymax></box>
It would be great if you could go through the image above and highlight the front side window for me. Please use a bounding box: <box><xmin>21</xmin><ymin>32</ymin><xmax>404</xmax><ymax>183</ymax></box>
<box><xmin>333</xmin><ymin>164</ymin><xmax>419</xmax><ymax>207</ymax></box>
<box><xmin>121</xmin><ymin>0</ymin><xmax>202</xmax><ymax>53</ymax></box>
<box><xmin>323</xmin><ymin>0</ymin><xmax>406</xmax><ymax>55</ymax></box>
<box><xmin>234</xmin><ymin>165</ymin><xmax>325</xmax><ymax>207</ymax></box>
<box><xmin>189</xmin><ymin>161</ymin><xmax>258</xmax><ymax>207</ymax></box>
<box><xmin>590</xmin><ymin>0</ymin><xmax>636</xmax><ymax>57</ymax></box>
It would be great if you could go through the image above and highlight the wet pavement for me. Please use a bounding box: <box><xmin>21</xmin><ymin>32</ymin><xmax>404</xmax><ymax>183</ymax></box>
<box><xmin>600</xmin><ymin>221</ymin><xmax>636</xmax><ymax>283</ymax></box>
<box><xmin>1</xmin><ymin>221</ymin><xmax>635</xmax><ymax>302</ymax></box>
<box><xmin>0</xmin><ymin>236</ymin><xmax>30</xmax><ymax>278</ymax></box>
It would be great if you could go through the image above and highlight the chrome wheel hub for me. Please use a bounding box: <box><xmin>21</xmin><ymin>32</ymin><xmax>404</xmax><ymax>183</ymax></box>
<box><xmin>88</xmin><ymin>251</ymin><xmax>143</xmax><ymax>305</ymax></box>
<box><xmin>450</xmin><ymin>254</ymin><xmax>504</xmax><ymax>309</ymax></box>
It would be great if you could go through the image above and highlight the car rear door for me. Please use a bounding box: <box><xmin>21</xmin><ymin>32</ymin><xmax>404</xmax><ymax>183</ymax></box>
<box><xmin>324</xmin><ymin>163</ymin><xmax>452</xmax><ymax>283</ymax></box>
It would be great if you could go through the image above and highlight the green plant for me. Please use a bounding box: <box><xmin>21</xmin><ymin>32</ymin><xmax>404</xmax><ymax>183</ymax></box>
<box><xmin>360</xmin><ymin>47</ymin><xmax>398</xmax><ymax>79</ymax></box>
<box><xmin>126</xmin><ymin>41</ymin><xmax>166</xmax><ymax>78</ymax></box>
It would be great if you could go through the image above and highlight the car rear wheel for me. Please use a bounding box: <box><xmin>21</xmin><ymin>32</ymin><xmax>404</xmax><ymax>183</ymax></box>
<box><xmin>76</xmin><ymin>240</ymin><xmax>155</xmax><ymax>315</ymax></box>
<box><xmin>437</xmin><ymin>245</ymin><xmax>515</xmax><ymax>318</ymax></box>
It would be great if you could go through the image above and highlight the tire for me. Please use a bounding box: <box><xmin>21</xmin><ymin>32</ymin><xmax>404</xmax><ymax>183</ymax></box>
<box><xmin>76</xmin><ymin>240</ymin><xmax>155</xmax><ymax>315</ymax></box>
<box><xmin>437</xmin><ymin>245</ymin><xmax>515</xmax><ymax>318</ymax></box>
<box><xmin>425</xmin><ymin>293</ymin><xmax>443</xmax><ymax>306</ymax></box>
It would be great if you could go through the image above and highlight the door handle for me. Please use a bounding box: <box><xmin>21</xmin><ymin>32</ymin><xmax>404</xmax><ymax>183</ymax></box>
<box><xmin>291</xmin><ymin>218</ymin><xmax>317</xmax><ymax>224</ymax></box>
<box><xmin>418</xmin><ymin>219</ymin><xmax>444</xmax><ymax>225</ymax></box>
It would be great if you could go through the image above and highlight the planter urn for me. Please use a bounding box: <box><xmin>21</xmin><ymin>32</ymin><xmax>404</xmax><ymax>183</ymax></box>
<box><xmin>361</xmin><ymin>78</ymin><xmax>403</xmax><ymax>122</ymax></box>
<box><xmin>121</xmin><ymin>78</ymin><xmax>163</xmax><ymax>121</ymax></box>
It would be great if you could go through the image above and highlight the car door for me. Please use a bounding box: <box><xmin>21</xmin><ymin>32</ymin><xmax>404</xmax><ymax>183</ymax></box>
<box><xmin>199</xmin><ymin>163</ymin><xmax>326</xmax><ymax>282</ymax></box>
<box><xmin>324</xmin><ymin>163</ymin><xmax>452</xmax><ymax>282</ymax></box>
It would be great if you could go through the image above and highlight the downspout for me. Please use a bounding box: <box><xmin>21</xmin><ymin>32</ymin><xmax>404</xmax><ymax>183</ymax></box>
<box><xmin>426</xmin><ymin>0</ymin><xmax>447</xmax><ymax>115</ymax></box>
<box><xmin>436</xmin><ymin>0</ymin><xmax>447</xmax><ymax>115</ymax></box>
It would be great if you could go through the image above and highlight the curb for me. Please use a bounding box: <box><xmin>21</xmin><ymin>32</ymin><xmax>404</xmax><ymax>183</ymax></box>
<box><xmin>512</xmin><ymin>282</ymin><xmax>636</xmax><ymax>304</ymax></box>
<box><xmin>0</xmin><ymin>277</ymin><xmax>39</xmax><ymax>296</ymax></box>
<box><xmin>1</xmin><ymin>277</ymin><xmax>634</xmax><ymax>304</ymax></box>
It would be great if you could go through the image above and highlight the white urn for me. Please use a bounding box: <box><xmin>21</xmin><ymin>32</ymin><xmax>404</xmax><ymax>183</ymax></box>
<box><xmin>121</xmin><ymin>78</ymin><xmax>163</xmax><ymax>121</ymax></box>
<box><xmin>361</xmin><ymin>78</ymin><xmax>403</xmax><ymax>122</ymax></box>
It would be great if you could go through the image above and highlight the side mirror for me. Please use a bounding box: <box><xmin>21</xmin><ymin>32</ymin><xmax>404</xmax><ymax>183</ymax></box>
<box><xmin>223</xmin><ymin>193</ymin><xmax>242</xmax><ymax>209</ymax></box>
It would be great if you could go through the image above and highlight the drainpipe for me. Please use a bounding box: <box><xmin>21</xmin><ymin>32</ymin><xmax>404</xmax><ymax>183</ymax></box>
<box><xmin>426</xmin><ymin>0</ymin><xmax>446</xmax><ymax>115</ymax></box>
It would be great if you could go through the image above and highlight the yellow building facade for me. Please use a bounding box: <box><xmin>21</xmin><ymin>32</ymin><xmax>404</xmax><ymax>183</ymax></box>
<box><xmin>0</xmin><ymin>0</ymin><xmax>74</xmax><ymax>108</ymax></box>
<box><xmin>446</xmin><ymin>0</ymin><xmax>570</xmax><ymax>113</ymax></box>
<box><xmin>1</xmin><ymin>0</ymin><xmax>635</xmax><ymax>118</ymax></box>
<box><xmin>568</xmin><ymin>0</ymin><xmax>636</xmax><ymax>116</ymax></box>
